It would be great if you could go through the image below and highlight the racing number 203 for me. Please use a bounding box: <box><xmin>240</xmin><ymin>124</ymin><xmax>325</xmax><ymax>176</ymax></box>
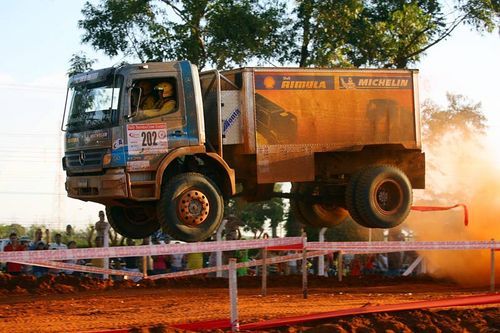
<box><xmin>141</xmin><ymin>131</ymin><xmax>158</xmax><ymax>147</ymax></box>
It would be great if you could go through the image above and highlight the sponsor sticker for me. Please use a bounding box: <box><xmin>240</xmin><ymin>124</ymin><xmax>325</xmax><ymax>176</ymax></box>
<box><xmin>127</xmin><ymin>123</ymin><xmax>168</xmax><ymax>155</ymax></box>
<box><xmin>339</xmin><ymin>76</ymin><xmax>412</xmax><ymax>89</ymax></box>
<box><xmin>256</xmin><ymin>74</ymin><xmax>334</xmax><ymax>90</ymax></box>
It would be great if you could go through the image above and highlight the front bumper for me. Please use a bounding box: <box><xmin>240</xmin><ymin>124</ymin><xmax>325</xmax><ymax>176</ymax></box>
<box><xmin>65</xmin><ymin>168</ymin><xmax>128</xmax><ymax>202</ymax></box>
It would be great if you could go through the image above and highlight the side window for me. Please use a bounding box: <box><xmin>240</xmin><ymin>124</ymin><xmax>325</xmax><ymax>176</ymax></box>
<box><xmin>131</xmin><ymin>78</ymin><xmax>178</xmax><ymax>120</ymax></box>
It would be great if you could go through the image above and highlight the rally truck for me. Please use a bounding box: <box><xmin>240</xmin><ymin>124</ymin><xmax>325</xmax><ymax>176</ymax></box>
<box><xmin>62</xmin><ymin>61</ymin><xmax>424</xmax><ymax>241</ymax></box>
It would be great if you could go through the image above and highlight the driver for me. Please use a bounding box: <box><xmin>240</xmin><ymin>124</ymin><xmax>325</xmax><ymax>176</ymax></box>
<box><xmin>135</xmin><ymin>81</ymin><xmax>177</xmax><ymax>119</ymax></box>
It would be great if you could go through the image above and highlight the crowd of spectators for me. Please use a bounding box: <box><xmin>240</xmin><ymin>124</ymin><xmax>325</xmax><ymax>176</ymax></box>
<box><xmin>1</xmin><ymin>214</ymin><xmax>417</xmax><ymax>280</ymax></box>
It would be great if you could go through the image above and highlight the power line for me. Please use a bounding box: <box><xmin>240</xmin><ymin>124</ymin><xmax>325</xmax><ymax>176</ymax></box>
<box><xmin>0</xmin><ymin>83</ymin><xmax>65</xmax><ymax>93</ymax></box>
<box><xmin>0</xmin><ymin>191</ymin><xmax>66</xmax><ymax>196</ymax></box>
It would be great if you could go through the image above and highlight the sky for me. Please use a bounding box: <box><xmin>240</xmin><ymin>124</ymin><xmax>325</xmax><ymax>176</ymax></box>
<box><xmin>0</xmin><ymin>0</ymin><xmax>498</xmax><ymax>231</ymax></box>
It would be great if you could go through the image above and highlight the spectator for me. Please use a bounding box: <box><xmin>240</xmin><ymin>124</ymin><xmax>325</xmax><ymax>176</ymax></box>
<box><xmin>236</xmin><ymin>249</ymin><xmax>249</xmax><ymax>276</ymax></box>
<box><xmin>286</xmin><ymin>251</ymin><xmax>299</xmax><ymax>275</ymax></box>
<box><xmin>4</xmin><ymin>233</ymin><xmax>26</xmax><ymax>276</ymax></box>
<box><xmin>89</xmin><ymin>236</ymin><xmax>105</xmax><ymax>268</ymax></box>
<box><xmin>64</xmin><ymin>241</ymin><xmax>85</xmax><ymax>276</ymax></box>
<box><xmin>63</xmin><ymin>224</ymin><xmax>74</xmax><ymax>244</ymax></box>
<box><xmin>95</xmin><ymin>210</ymin><xmax>110</xmax><ymax>242</ymax></box>
<box><xmin>350</xmin><ymin>256</ymin><xmax>362</xmax><ymax>277</ymax></box>
<box><xmin>151</xmin><ymin>238</ymin><xmax>168</xmax><ymax>275</ymax></box>
<box><xmin>186</xmin><ymin>252</ymin><xmax>204</xmax><ymax>271</ymax></box>
<box><xmin>170</xmin><ymin>243</ymin><xmax>185</xmax><ymax>272</ymax></box>
<box><xmin>32</xmin><ymin>241</ymin><xmax>49</xmax><ymax>278</ymax></box>
<box><xmin>49</xmin><ymin>233</ymin><xmax>68</xmax><ymax>250</ymax></box>
<box><xmin>140</xmin><ymin>237</ymin><xmax>153</xmax><ymax>275</ymax></box>
<box><xmin>29</xmin><ymin>228</ymin><xmax>43</xmax><ymax>250</ymax></box>
<box><xmin>362</xmin><ymin>254</ymin><xmax>376</xmax><ymax>275</ymax></box>
<box><xmin>123</xmin><ymin>238</ymin><xmax>141</xmax><ymax>282</ymax></box>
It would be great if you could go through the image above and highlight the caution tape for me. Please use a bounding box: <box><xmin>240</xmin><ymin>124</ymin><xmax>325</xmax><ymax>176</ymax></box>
<box><xmin>148</xmin><ymin>251</ymin><xmax>329</xmax><ymax>280</ymax></box>
<box><xmin>16</xmin><ymin>260</ymin><xmax>143</xmax><ymax>277</ymax></box>
<box><xmin>411</xmin><ymin>204</ymin><xmax>469</xmax><ymax>226</ymax></box>
<box><xmin>308</xmin><ymin>240</ymin><xmax>500</xmax><ymax>253</ymax></box>
<box><xmin>0</xmin><ymin>237</ymin><xmax>303</xmax><ymax>262</ymax></box>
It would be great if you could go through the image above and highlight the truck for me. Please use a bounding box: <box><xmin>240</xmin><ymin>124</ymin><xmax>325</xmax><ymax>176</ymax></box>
<box><xmin>62</xmin><ymin>61</ymin><xmax>425</xmax><ymax>241</ymax></box>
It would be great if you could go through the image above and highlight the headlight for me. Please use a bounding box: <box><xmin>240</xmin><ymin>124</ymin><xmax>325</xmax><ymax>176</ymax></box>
<box><xmin>103</xmin><ymin>153</ymin><xmax>112</xmax><ymax>166</ymax></box>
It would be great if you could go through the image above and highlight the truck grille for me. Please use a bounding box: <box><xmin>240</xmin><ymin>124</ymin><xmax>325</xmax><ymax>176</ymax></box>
<box><xmin>65</xmin><ymin>149</ymin><xmax>106</xmax><ymax>174</ymax></box>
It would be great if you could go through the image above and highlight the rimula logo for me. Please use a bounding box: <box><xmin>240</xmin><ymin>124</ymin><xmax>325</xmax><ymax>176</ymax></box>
<box><xmin>257</xmin><ymin>75</ymin><xmax>334</xmax><ymax>90</ymax></box>
<box><xmin>281</xmin><ymin>79</ymin><xmax>327</xmax><ymax>89</ymax></box>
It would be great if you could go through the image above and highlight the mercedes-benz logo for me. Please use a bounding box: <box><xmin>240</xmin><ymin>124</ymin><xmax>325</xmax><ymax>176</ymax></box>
<box><xmin>79</xmin><ymin>151</ymin><xmax>86</xmax><ymax>166</ymax></box>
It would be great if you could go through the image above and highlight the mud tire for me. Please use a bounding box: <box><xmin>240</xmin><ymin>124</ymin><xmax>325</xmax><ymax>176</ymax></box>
<box><xmin>291</xmin><ymin>183</ymin><xmax>348</xmax><ymax>228</ymax></box>
<box><xmin>106</xmin><ymin>205</ymin><xmax>160</xmax><ymax>239</ymax></box>
<box><xmin>345</xmin><ymin>170</ymin><xmax>372</xmax><ymax>228</ymax></box>
<box><xmin>354</xmin><ymin>165</ymin><xmax>412</xmax><ymax>228</ymax></box>
<box><xmin>157</xmin><ymin>172</ymin><xmax>223</xmax><ymax>242</ymax></box>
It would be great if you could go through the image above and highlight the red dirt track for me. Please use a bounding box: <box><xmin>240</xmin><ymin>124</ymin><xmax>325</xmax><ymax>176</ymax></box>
<box><xmin>0</xmin><ymin>274</ymin><xmax>498</xmax><ymax>332</ymax></box>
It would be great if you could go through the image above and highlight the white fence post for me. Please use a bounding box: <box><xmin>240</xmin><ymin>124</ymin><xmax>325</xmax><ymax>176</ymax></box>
<box><xmin>216</xmin><ymin>219</ymin><xmax>228</xmax><ymax>278</ymax></box>
<box><xmin>261</xmin><ymin>248</ymin><xmax>268</xmax><ymax>297</ymax></box>
<box><xmin>338</xmin><ymin>251</ymin><xmax>343</xmax><ymax>282</ymax></box>
<box><xmin>103</xmin><ymin>223</ymin><xmax>110</xmax><ymax>280</ymax></box>
<box><xmin>302</xmin><ymin>234</ymin><xmax>308</xmax><ymax>299</ymax></box>
<box><xmin>318</xmin><ymin>227</ymin><xmax>327</xmax><ymax>276</ymax></box>
<box><xmin>490</xmin><ymin>239</ymin><xmax>495</xmax><ymax>293</ymax></box>
<box><xmin>229</xmin><ymin>258</ymin><xmax>239</xmax><ymax>332</ymax></box>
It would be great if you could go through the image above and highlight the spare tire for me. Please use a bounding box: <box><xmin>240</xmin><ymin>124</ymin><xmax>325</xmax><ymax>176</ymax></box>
<box><xmin>354</xmin><ymin>165</ymin><xmax>412</xmax><ymax>229</ymax></box>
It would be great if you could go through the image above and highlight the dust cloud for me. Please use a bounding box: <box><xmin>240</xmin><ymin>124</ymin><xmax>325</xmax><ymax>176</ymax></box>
<box><xmin>404</xmin><ymin>132</ymin><xmax>500</xmax><ymax>286</ymax></box>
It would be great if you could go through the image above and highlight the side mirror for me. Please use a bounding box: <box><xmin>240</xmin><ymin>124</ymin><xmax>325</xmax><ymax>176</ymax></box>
<box><xmin>125</xmin><ymin>86</ymin><xmax>142</xmax><ymax>120</ymax></box>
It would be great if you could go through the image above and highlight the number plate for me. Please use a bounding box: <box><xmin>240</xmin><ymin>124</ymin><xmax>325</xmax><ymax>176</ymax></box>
<box><xmin>127</xmin><ymin>123</ymin><xmax>168</xmax><ymax>155</ymax></box>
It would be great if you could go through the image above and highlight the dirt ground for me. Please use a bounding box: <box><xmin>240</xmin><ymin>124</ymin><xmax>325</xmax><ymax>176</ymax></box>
<box><xmin>0</xmin><ymin>274</ymin><xmax>498</xmax><ymax>332</ymax></box>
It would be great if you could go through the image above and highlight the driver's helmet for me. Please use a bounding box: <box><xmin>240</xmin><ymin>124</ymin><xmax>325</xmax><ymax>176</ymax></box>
<box><xmin>155</xmin><ymin>82</ymin><xmax>174</xmax><ymax>98</ymax></box>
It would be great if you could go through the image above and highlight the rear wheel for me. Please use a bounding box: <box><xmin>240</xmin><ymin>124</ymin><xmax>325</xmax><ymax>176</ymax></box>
<box><xmin>345</xmin><ymin>170</ymin><xmax>371</xmax><ymax>228</ymax></box>
<box><xmin>106</xmin><ymin>204</ymin><xmax>160</xmax><ymax>239</ymax></box>
<box><xmin>291</xmin><ymin>183</ymin><xmax>348</xmax><ymax>228</ymax></box>
<box><xmin>354</xmin><ymin>165</ymin><xmax>412</xmax><ymax>228</ymax></box>
<box><xmin>157</xmin><ymin>172</ymin><xmax>223</xmax><ymax>242</ymax></box>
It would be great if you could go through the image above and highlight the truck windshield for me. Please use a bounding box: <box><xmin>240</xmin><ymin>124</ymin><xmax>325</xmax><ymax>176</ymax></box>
<box><xmin>64</xmin><ymin>76</ymin><xmax>123</xmax><ymax>132</ymax></box>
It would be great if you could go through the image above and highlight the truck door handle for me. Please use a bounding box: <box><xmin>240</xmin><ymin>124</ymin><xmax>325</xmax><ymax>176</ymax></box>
<box><xmin>171</xmin><ymin>130</ymin><xmax>186</xmax><ymax>137</ymax></box>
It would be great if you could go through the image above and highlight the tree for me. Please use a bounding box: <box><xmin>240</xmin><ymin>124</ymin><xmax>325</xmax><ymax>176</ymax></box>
<box><xmin>289</xmin><ymin>0</ymin><xmax>499</xmax><ymax>68</ymax></box>
<box><xmin>421</xmin><ymin>93</ymin><xmax>487</xmax><ymax>144</ymax></box>
<box><xmin>0</xmin><ymin>224</ymin><xmax>26</xmax><ymax>238</ymax></box>
<box><xmin>67</xmin><ymin>53</ymin><xmax>96</xmax><ymax>77</ymax></box>
<box><xmin>79</xmin><ymin>1</ymin><xmax>498</xmax><ymax>69</ymax></box>
<box><xmin>79</xmin><ymin>0</ymin><xmax>290</xmax><ymax>69</ymax></box>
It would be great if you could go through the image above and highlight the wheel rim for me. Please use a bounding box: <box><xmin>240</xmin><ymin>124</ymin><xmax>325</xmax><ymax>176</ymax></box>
<box><xmin>177</xmin><ymin>189</ymin><xmax>210</xmax><ymax>227</ymax></box>
<box><xmin>374</xmin><ymin>179</ymin><xmax>403</xmax><ymax>215</ymax></box>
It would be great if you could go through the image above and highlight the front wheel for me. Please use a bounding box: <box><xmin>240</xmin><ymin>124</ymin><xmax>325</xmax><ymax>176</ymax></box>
<box><xmin>106</xmin><ymin>204</ymin><xmax>160</xmax><ymax>239</ymax></box>
<box><xmin>157</xmin><ymin>172</ymin><xmax>224</xmax><ymax>242</ymax></box>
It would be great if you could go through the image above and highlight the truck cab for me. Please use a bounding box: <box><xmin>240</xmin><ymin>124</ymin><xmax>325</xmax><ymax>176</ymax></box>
<box><xmin>62</xmin><ymin>61</ymin><xmax>234</xmax><ymax>241</ymax></box>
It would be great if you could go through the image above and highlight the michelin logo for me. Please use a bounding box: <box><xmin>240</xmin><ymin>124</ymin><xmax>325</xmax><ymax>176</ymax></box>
<box><xmin>340</xmin><ymin>76</ymin><xmax>411</xmax><ymax>89</ymax></box>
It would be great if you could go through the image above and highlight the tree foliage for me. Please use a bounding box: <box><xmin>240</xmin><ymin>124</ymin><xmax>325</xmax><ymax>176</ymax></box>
<box><xmin>290</xmin><ymin>0</ymin><xmax>499</xmax><ymax>68</ymax></box>
<box><xmin>79</xmin><ymin>0</ymin><xmax>498</xmax><ymax>69</ymax></box>
<box><xmin>67</xmin><ymin>53</ymin><xmax>96</xmax><ymax>77</ymax></box>
<box><xmin>79</xmin><ymin>0</ymin><xmax>289</xmax><ymax>69</ymax></box>
<box><xmin>224</xmin><ymin>185</ymin><xmax>286</xmax><ymax>238</ymax></box>
<box><xmin>421</xmin><ymin>93</ymin><xmax>487</xmax><ymax>144</ymax></box>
